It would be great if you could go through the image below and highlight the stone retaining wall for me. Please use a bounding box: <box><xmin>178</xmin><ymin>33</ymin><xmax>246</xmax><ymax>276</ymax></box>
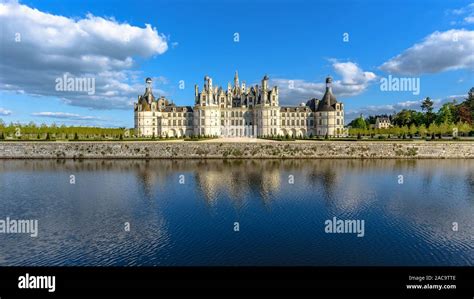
<box><xmin>0</xmin><ymin>141</ymin><xmax>473</xmax><ymax>159</ymax></box>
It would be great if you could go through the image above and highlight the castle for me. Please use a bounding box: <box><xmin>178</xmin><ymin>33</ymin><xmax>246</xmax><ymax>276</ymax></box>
<box><xmin>134</xmin><ymin>72</ymin><xmax>345</xmax><ymax>138</ymax></box>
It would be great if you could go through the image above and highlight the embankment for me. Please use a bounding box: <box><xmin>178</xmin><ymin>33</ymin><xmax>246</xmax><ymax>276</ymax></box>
<box><xmin>0</xmin><ymin>141</ymin><xmax>473</xmax><ymax>159</ymax></box>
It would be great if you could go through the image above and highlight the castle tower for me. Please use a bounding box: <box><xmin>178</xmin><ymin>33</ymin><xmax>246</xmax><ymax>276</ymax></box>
<box><xmin>146</xmin><ymin>77</ymin><xmax>152</xmax><ymax>90</ymax></box>
<box><xmin>314</xmin><ymin>75</ymin><xmax>344</xmax><ymax>137</ymax></box>
<box><xmin>262</xmin><ymin>74</ymin><xmax>268</xmax><ymax>91</ymax></box>
<box><xmin>204</xmin><ymin>75</ymin><xmax>210</xmax><ymax>91</ymax></box>
<box><xmin>145</xmin><ymin>77</ymin><xmax>153</xmax><ymax>104</ymax></box>
<box><xmin>234</xmin><ymin>70</ymin><xmax>239</xmax><ymax>87</ymax></box>
<box><xmin>325</xmin><ymin>76</ymin><xmax>333</xmax><ymax>100</ymax></box>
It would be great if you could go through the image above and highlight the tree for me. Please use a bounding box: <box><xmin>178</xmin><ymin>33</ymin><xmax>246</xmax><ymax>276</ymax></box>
<box><xmin>401</xmin><ymin>125</ymin><xmax>409</xmax><ymax>138</ymax></box>
<box><xmin>439</xmin><ymin>122</ymin><xmax>452</xmax><ymax>136</ymax></box>
<box><xmin>457</xmin><ymin>104</ymin><xmax>472</xmax><ymax>124</ymax></box>
<box><xmin>428</xmin><ymin>123</ymin><xmax>439</xmax><ymax>139</ymax></box>
<box><xmin>454</xmin><ymin>88</ymin><xmax>474</xmax><ymax>124</ymax></box>
<box><xmin>421</xmin><ymin>97</ymin><xmax>435</xmax><ymax>125</ymax></box>
<box><xmin>350</xmin><ymin>115</ymin><xmax>367</xmax><ymax>130</ymax></box>
<box><xmin>393</xmin><ymin>109</ymin><xmax>416</xmax><ymax>126</ymax></box>
<box><xmin>421</xmin><ymin>97</ymin><xmax>434</xmax><ymax>113</ymax></box>
<box><xmin>409</xmin><ymin>124</ymin><xmax>417</xmax><ymax>138</ymax></box>
<box><xmin>418</xmin><ymin>124</ymin><xmax>427</xmax><ymax>137</ymax></box>
<box><xmin>391</xmin><ymin>126</ymin><xmax>401</xmax><ymax>138</ymax></box>
<box><xmin>436</xmin><ymin>102</ymin><xmax>455</xmax><ymax>124</ymax></box>
<box><xmin>365</xmin><ymin>115</ymin><xmax>377</xmax><ymax>126</ymax></box>
<box><xmin>458</xmin><ymin>122</ymin><xmax>472</xmax><ymax>136</ymax></box>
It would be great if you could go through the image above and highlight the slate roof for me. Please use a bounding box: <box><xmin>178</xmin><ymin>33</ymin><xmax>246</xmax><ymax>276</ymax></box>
<box><xmin>316</xmin><ymin>77</ymin><xmax>338</xmax><ymax>112</ymax></box>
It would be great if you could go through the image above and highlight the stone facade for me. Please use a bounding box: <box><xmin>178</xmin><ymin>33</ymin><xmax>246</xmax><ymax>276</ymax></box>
<box><xmin>375</xmin><ymin>117</ymin><xmax>392</xmax><ymax>129</ymax></box>
<box><xmin>134</xmin><ymin>73</ymin><xmax>345</xmax><ymax>138</ymax></box>
<box><xmin>133</xmin><ymin>78</ymin><xmax>193</xmax><ymax>138</ymax></box>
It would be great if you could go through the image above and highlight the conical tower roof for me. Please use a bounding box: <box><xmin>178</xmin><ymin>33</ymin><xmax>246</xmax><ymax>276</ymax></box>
<box><xmin>317</xmin><ymin>76</ymin><xmax>337</xmax><ymax>111</ymax></box>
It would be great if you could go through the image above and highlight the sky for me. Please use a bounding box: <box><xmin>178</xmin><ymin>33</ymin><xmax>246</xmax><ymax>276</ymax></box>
<box><xmin>0</xmin><ymin>0</ymin><xmax>473</xmax><ymax>128</ymax></box>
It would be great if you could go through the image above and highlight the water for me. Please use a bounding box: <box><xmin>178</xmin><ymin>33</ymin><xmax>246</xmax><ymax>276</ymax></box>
<box><xmin>0</xmin><ymin>159</ymin><xmax>473</xmax><ymax>266</ymax></box>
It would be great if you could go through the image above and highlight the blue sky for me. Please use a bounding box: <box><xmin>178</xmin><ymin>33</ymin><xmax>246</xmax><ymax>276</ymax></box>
<box><xmin>0</xmin><ymin>0</ymin><xmax>473</xmax><ymax>127</ymax></box>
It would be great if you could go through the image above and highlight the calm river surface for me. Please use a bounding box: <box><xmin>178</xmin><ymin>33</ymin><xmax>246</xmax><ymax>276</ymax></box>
<box><xmin>0</xmin><ymin>159</ymin><xmax>473</xmax><ymax>266</ymax></box>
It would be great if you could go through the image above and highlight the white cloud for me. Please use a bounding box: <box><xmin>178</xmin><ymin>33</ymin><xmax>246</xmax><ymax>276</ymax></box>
<box><xmin>31</xmin><ymin>112</ymin><xmax>102</xmax><ymax>121</ymax></box>
<box><xmin>466</xmin><ymin>15</ymin><xmax>474</xmax><ymax>23</ymax></box>
<box><xmin>0</xmin><ymin>107</ymin><xmax>12</xmax><ymax>116</ymax></box>
<box><xmin>271</xmin><ymin>61</ymin><xmax>377</xmax><ymax>105</ymax></box>
<box><xmin>379</xmin><ymin>29</ymin><xmax>474</xmax><ymax>75</ymax></box>
<box><xmin>331</xmin><ymin>60</ymin><xmax>377</xmax><ymax>85</ymax></box>
<box><xmin>0</xmin><ymin>2</ymin><xmax>169</xmax><ymax>109</ymax></box>
<box><xmin>448</xmin><ymin>3</ymin><xmax>474</xmax><ymax>24</ymax></box>
<box><xmin>449</xmin><ymin>3</ymin><xmax>474</xmax><ymax>15</ymax></box>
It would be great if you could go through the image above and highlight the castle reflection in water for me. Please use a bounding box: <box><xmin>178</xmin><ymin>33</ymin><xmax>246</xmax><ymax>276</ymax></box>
<box><xmin>3</xmin><ymin>159</ymin><xmax>473</xmax><ymax>212</ymax></box>
<box><xmin>1</xmin><ymin>159</ymin><xmax>473</xmax><ymax>266</ymax></box>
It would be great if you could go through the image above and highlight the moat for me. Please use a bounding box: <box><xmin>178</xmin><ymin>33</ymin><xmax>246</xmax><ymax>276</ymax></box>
<box><xmin>0</xmin><ymin>159</ymin><xmax>473</xmax><ymax>266</ymax></box>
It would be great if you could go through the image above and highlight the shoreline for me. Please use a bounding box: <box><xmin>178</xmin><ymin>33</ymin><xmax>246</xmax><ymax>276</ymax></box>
<box><xmin>1</xmin><ymin>141</ymin><xmax>473</xmax><ymax>159</ymax></box>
